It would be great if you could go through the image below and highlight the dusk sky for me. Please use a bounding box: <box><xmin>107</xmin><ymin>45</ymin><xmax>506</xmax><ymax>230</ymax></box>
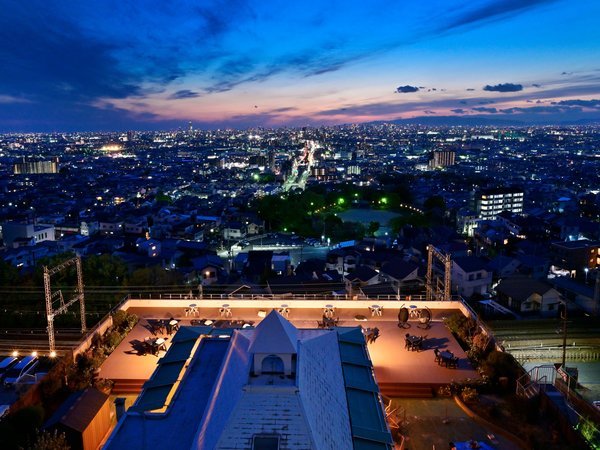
<box><xmin>1</xmin><ymin>0</ymin><xmax>600</xmax><ymax>131</ymax></box>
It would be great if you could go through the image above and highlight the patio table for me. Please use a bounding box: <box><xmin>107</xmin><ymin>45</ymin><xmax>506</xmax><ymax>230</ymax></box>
<box><xmin>369</xmin><ymin>304</ymin><xmax>382</xmax><ymax>316</ymax></box>
<box><xmin>220</xmin><ymin>304</ymin><xmax>232</xmax><ymax>318</ymax></box>
<box><xmin>278</xmin><ymin>304</ymin><xmax>290</xmax><ymax>318</ymax></box>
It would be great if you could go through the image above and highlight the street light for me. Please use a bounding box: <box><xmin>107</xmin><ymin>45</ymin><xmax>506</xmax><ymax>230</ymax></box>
<box><xmin>584</xmin><ymin>267</ymin><xmax>589</xmax><ymax>283</ymax></box>
<box><xmin>559</xmin><ymin>300</ymin><xmax>568</xmax><ymax>369</ymax></box>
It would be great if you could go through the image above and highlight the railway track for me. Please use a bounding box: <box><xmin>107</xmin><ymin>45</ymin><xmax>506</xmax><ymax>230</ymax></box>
<box><xmin>488</xmin><ymin>318</ymin><xmax>600</xmax><ymax>362</ymax></box>
<box><xmin>0</xmin><ymin>328</ymin><xmax>84</xmax><ymax>357</ymax></box>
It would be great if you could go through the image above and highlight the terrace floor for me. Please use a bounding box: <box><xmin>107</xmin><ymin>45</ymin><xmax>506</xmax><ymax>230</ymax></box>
<box><xmin>100</xmin><ymin>304</ymin><xmax>479</xmax><ymax>391</ymax></box>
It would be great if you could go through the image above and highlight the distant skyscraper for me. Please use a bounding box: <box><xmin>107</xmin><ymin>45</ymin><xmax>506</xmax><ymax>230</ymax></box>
<box><xmin>428</xmin><ymin>150</ymin><xmax>455</xmax><ymax>169</ymax></box>
<box><xmin>475</xmin><ymin>187</ymin><xmax>524</xmax><ymax>219</ymax></box>
<box><xmin>13</xmin><ymin>157</ymin><xmax>59</xmax><ymax>175</ymax></box>
<box><xmin>268</xmin><ymin>149</ymin><xmax>275</xmax><ymax>171</ymax></box>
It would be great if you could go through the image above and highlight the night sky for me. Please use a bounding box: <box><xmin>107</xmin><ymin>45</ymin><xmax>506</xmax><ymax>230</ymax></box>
<box><xmin>1</xmin><ymin>0</ymin><xmax>599</xmax><ymax>131</ymax></box>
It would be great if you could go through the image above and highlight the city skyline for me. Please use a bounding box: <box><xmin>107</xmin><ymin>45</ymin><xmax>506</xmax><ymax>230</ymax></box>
<box><xmin>1</xmin><ymin>0</ymin><xmax>600</xmax><ymax>131</ymax></box>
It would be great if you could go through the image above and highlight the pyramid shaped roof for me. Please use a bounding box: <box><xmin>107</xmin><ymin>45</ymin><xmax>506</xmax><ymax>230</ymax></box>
<box><xmin>248</xmin><ymin>309</ymin><xmax>298</xmax><ymax>354</ymax></box>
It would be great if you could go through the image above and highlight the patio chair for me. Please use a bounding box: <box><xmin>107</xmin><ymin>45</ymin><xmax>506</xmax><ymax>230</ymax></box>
<box><xmin>371</xmin><ymin>327</ymin><xmax>380</xmax><ymax>343</ymax></box>
<box><xmin>414</xmin><ymin>337</ymin><xmax>423</xmax><ymax>351</ymax></box>
<box><xmin>417</xmin><ymin>307</ymin><xmax>432</xmax><ymax>329</ymax></box>
<box><xmin>397</xmin><ymin>307</ymin><xmax>410</xmax><ymax>329</ymax></box>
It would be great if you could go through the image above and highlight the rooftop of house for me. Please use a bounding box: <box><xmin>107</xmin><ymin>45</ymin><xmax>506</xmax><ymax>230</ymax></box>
<box><xmin>453</xmin><ymin>256</ymin><xmax>489</xmax><ymax>273</ymax></box>
<box><xmin>496</xmin><ymin>276</ymin><xmax>556</xmax><ymax>301</ymax></box>
<box><xmin>344</xmin><ymin>265</ymin><xmax>380</xmax><ymax>283</ymax></box>
<box><xmin>552</xmin><ymin>239</ymin><xmax>600</xmax><ymax>250</ymax></box>
<box><xmin>379</xmin><ymin>259</ymin><xmax>418</xmax><ymax>280</ymax></box>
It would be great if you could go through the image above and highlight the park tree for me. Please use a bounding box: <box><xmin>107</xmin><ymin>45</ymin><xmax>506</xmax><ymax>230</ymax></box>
<box><xmin>367</xmin><ymin>221</ymin><xmax>380</xmax><ymax>236</ymax></box>
<box><xmin>126</xmin><ymin>265</ymin><xmax>183</xmax><ymax>290</ymax></box>
<box><xmin>83</xmin><ymin>254</ymin><xmax>128</xmax><ymax>287</ymax></box>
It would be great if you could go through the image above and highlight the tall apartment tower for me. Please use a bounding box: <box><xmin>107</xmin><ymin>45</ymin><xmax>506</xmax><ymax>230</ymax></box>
<box><xmin>13</xmin><ymin>157</ymin><xmax>59</xmax><ymax>174</ymax></box>
<box><xmin>476</xmin><ymin>187</ymin><xmax>524</xmax><ymax>219</ymax></box>
<box><xmin>428</xmin><ymin>150</ymin><xmax>456</xmax><ymax>169</ymax></box>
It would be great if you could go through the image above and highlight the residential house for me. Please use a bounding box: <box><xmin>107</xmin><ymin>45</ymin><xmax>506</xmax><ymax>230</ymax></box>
<box><xmin>2</xmin><ymin>221</ymin><xmax>55</xmax><ymax>248</ymax></box>
<box><xmin>136</xmin><ymin>238</ymin><xmax>161</xmax><ymax>258</ymax></box>
<box><xmin>551</xmin><ymin>276</ymin><xmax>599</xmax><ymax>316</ymax></box>
<box><xmin>344</xmin><ymin>265</ymin><xmax>380</xmax><ymax>298</ymax></box>
<box><xmin>223</xmin><ymin>221</ymin><xmax>246</xmax><ymax>241</ymax></box>
<box><xmin>192</xmin><ymin>255</ymin><xmax>225</xmax><ymax>286</ymax></box>
<box><xmin>451</xmin><ymin>256</ymin><xmax>492</xmax><ymax>298</ymax></box>
<box><xmin>326</xmin><ymin>248</ymin><xmax>361</xmax><ymax>275</ymax></box>
<box><xmin>486</xmin><ymin>255</ymin><xmax>521</xmax><ymax>280</ymax></box>
<box><xmin>379</xmin><ymin>259</ymin><xmax>420</xmax><ymax>292</ymax></box>
<box><xmin>496</xmin><ymin>276</ymin><xmax>562</xmax><ymax>315</ymax></box>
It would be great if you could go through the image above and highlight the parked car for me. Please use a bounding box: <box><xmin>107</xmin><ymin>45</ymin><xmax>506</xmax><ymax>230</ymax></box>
<box><xmin>3</xmin><ymin>356</ymin><xmax>38</xmax><ymax>387</ymax></box>
<box><xmin>0</xmin><ymin>356</ymin><xmax>18</xmax><ymax>382</ymax></box>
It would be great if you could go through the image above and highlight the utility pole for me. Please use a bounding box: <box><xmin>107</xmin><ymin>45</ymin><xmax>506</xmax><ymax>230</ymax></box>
<box><xmin>561</xmin><ymin>300</ymin><xmax>567</xmax><ymax>369</ymax></box>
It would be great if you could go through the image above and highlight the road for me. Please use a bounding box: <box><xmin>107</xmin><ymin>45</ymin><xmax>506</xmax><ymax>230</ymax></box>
<box><xmin>282</xmin><ymin>140</ymin><xmax>318</xmax><ymax>192</ymax></box>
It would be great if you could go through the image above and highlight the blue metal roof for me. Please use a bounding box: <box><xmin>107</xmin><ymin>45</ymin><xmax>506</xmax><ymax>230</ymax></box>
<box><xmin>336</xmin><ymin>327</ymin><xmax>393</xmax><ymax>450</ymax></box>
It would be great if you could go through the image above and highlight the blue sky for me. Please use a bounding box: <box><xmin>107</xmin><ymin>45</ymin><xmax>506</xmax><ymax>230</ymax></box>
<box><xmin>0</xmin><ymin>0</ymin><xmax>599</xmax><ymax>131</ymax></box>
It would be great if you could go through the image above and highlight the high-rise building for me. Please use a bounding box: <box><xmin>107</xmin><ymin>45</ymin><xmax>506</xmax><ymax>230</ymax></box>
<box><xmin>428</xmin><ymin>150</ymin><xmax>455</xmax><ymax>169</ymax></box>
<box><xmin>475</xmin><ymin>187</ymin><xmax>524</xmax><ymax>219</ymax></box>
<box><xmin>13</xmin><ymin>157</ymin><xmax>59</xmax><ymax>174</ymax></box>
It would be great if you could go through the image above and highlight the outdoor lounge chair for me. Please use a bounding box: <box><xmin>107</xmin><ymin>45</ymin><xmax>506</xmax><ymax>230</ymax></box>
<box><xmin>397</xmin><ymin>307</ymin><xmax>410</xmax><ymax>328</ymax></box>
<box><xmin>417</xmin><ymin>307</ymin><xmax>432</xmax><ymax>329</ymax></box>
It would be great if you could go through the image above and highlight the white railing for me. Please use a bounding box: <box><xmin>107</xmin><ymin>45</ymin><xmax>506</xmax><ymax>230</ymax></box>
<box><xmin>125</xmin><ymin>292</ymin><xmax>466</xmax><ymax>302</ymax></box>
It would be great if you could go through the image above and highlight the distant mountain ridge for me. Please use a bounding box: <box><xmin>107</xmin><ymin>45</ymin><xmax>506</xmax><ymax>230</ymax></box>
<box><xmin>369</xmin><ymin>115</ymin><xmax>600</xmax><ymax>127</ymax></box>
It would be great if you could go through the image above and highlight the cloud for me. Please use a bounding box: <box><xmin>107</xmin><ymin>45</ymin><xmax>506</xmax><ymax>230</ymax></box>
<box><xmin>499</xmin><ymin>105</ymin><xmax>580</xmax><ymax>114</ymax></box>
<box><xmin>472</xmin><ymin>107</ymin><xmax>498</xmax><ymax>113</ymax></box>
<box><xmin>0</xmin><ymin>95</ymin><xmax>32</xmax><ymax>104</ymax></box>
<box><xmin>442</xmin><ymin>0</ymin><xmax>560</xmax><ymax>32</ymax></box>
<box><xmin>451</xmin><ymin>109</ymin><xmax>466</xmax><ymax>114</ymax></box>
<box><xmin>556</xmin><ymin>99</ymin><xmax>600</xmax><ymax>108</ymax></box>
<box><xmin>396</xmin><ymin>85</ymin><xmax>419</xmax><ymax>93</ymax></box>
<box><xmin>466</xmin><ymin>88</ymin><xmax>476</xmax><ymax>91</ymax></box>
<box><xmin>170</xmin><ymin>89</ymin><xmax>201</xmax><ymax>99</ymax></box>
<box><xmin>483</xmin><ymin>83</ymin><xmax>523</xmax><ymax>92</ymax></box>
<box><xmin>532</xmin><ymin>83</ymin><xmax>542</xmax><ymax>87</ymax></box>
<box><xmin>269</xmin><ymin>106</ymin><xmax>298</xmax><ymax>113</ymax></box>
